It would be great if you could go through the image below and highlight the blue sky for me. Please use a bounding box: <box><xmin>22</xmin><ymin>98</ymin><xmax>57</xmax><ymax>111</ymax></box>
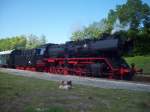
<box><xmin>0</xmin><ymin>0</ymin><xmax>150</xmax><ymax>43</ymax></box>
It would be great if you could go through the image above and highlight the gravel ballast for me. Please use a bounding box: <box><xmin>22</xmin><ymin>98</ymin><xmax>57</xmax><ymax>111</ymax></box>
<box><xmin>0</xmin><ymin>68</ymin><xmax>150</xmax><ymax>92</ymax></box>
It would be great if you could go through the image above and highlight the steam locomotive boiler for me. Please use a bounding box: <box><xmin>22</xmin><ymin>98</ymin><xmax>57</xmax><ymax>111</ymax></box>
<box><xmin>0</xmin><ymin>34</ymin><xmax>134</xmax><ymax>80</ymax></box>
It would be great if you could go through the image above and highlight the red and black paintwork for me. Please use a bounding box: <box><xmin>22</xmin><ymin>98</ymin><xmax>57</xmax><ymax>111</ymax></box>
<box><xmin>0</xmin><ymin>33</ymin><xmax>134</xmax><ymax>80</ymax></box>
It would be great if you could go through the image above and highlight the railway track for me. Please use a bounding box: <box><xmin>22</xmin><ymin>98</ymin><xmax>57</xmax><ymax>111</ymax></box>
<box><xmin>0</xmin><ymin>68</ymin><xmax>150</xmax><ymax>92</ymax></box>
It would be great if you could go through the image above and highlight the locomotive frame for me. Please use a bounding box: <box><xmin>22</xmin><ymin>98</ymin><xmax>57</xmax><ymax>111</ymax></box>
<box><xmin>0</xmin><ymin>34</ymin><xmax>134</xmax><ymax>80</ymax></box>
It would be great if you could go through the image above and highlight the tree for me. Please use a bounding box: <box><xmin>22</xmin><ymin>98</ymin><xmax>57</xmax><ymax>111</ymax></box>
<box><xmin>0</xmin><ymin>34</ymin><xmax>47</xmax><ymax>51</ymax></box>
<box><xmin>84</xmin><ymin>25</ymin><xmax>102</xmax><ymax>39</ymax></box>
<box><xmin>26</xmin><ymin>34</ymin><xmax>44</xmax><ymax>49</ymax></box>
<box><xmin>71</xmin><ymin>30</ymin><xmax>85</xmax><ymax>41</ymax></box>
<box><xmin>106</xmin><ymin>9</ymin><xmax>118</xmax><ymax>32</ymax></box>
<box><xmin>13</xmin><ymin>35</ymin><xmax>27</xmax><ymax>49</ymax></box>
<box><xmin>107</xmin><ymin>0</ymin><xmax>150</xmax><ymax>31</ymax></box>
<box><xmin>40</xmin><ymin>35</ymin><xmax>47</xmax><ymax>45</ymax></box>
<box><xmin>70</xmin><ymin>19</ymin><xmax>109</xmax><ymax>41</ymax></box>
<box><xmin>105</xmin><ymin>0</ymin><xmax>150</xmax><ymax>55</ymax></box>
<box><xmin>0</xmin><ymin>36</ymin><xmax>27</xmax><ymax>51</ymax></box>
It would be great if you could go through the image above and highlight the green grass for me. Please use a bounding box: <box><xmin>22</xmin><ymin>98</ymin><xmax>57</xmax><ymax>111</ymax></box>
<box><xmin>125</xmin><ymin>56</ymin><xmax>150</xmax><ymax>74</ymax></box>
<box><xmin>0</xmin><ymin>72</ymin><xmax>150</xmax><ymax>112</ymax></box>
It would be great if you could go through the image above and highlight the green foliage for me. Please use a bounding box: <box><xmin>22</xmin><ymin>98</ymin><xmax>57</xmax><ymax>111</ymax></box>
<box><xmin>84</xmin><ymin>22</ymin><xmax>102</xmax><ymax>39</ymax></box>
<box><xmin>70</xmin><ymin>19</ymin><xmax>109</xmax><ymax>41</ymax></box>
<box><xmin>0</xmin><ymin>35</ymin><xmax>27</xmax><ymax>51</ymax></box>
<box><xmin>106</xmin><ymin>0</ymin><xmax>150</xmax><ymax>33</ymax></box>
<box><xmin>106</xmin><ymin>9</ymin><xmax>117</xmax><ymax>31</ymax></box>
<box><xmin>134</xmin><ymin>30</ymin><xmax>150</xmax><ymax>55</ymax></box>
<box><xmin>125</xmin><ymin>56</ymin><xmax>150</xmax><ymax>73</ymax></box>
<box><xmin>109</xmin><ymin>0</ymin><xmax>150</xmax><ymax>30</ymax></box>
<box><xmin>0</xmin><ymin>34</ymin><xmax>47</xmax><ymax>51</ymax></box>
<box><xmin>71</xmin><ymin>30</ymin><xmax>85</xmax><ymax>41</ymax></box>
<box><xmin>26</xmin><ymin>34</ymin><xmax>47</xmax><ymax>49</ymax></box>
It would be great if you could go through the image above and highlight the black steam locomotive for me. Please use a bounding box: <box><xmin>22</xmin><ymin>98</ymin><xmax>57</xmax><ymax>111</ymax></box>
<box><xmin>0</xmin><ymin>34</ymin><xmax>134</xmax><ymax>80</ymax></box>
